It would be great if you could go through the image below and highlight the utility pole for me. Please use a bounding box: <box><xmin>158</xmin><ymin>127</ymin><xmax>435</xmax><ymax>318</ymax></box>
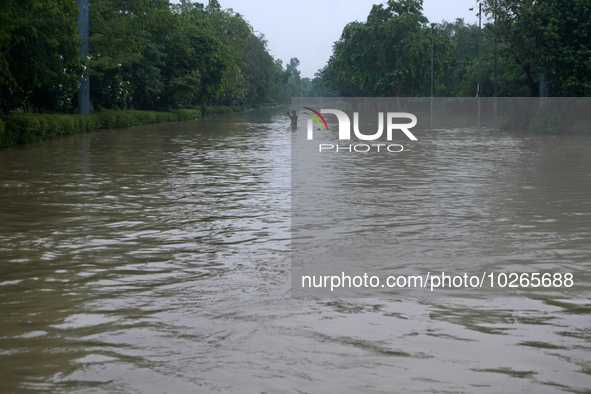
<box><xmin>430</xmin><ymin>23</ymin><xmax>434</xmax><ymax>127</ymax></box>
<box><xmin>494</xmin><ymin>0</ymin><xmax>498</xmax><ymax>125</ymax></box>
<box><xmin>478</xmin><ymin>1</ymin><xmax>482</xmax><ymax>126</ymax></box>
<box><xmin>77</xmin><ymin>0</ymin><xmax>89</xmax><ymax>114</ymax></box>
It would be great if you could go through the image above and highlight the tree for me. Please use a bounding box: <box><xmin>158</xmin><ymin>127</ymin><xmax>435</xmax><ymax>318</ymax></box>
<box><xmin>481</xmin><ymin>0</ymin><xmax>591</xmax><ymax>97</ymax></box>
<box><xmin>438</xmin><ymin>18</ymin><xmax>530</xmax><ymax>97</ymax></box>
<box><xmin>269</xmin><ymin>59</ymin><xmax>292</xmax><ymax>104</ymax></box>
<box><xmin>320</xmin><ymin>21</ymin><xmax>368</xmax><ymax>97</ymax></box>
<box><xmin>0</xmin><ymin>0</ymin><xmax>82</xmax><ymax>114</ymax></box>
<box><xmin>240</xmin><ymin>33</ymin><xmax>276</xmax><ymax>104</ymax></box>
<box><xmin>88</xmin><ymin>0</ymin><xmax>144</xmax><ymax>110</ymax></box>
<box><xmin>301</xmin><ymin>75</ymin><xmax>338</xmax><ymax>97</ymax></box>
<box><xmin>286</xmin><ymin>57</ymin><xmax>302</xmax><ymax>97</ymax></box>
<box><xmin>438</xmin><ymin>19</ymin><xmax>480</xmax><ymax>96</ymax></box>
<box><xmin>122</xmin><ymin>0</ymin><xmax>173</xmax><ymax>110</ymax></box>
<box><xmin>1</xmin><ymin>0</ymin><xmax>299</xmax><ymax>114</ymax></box>
<box><xmin>534</xmin><ymin>0</ymin><xmax>591</xmax><ymax>96</ymax></box>
<box><xmin>481</xmin><ymin>0</ymin><xmax>543</xmax><ymax>97</ymax></box>
<box><xmin>204</xmin><ymin>7</ymin><xmax>251</xmax><ymax>105</ymax></box>
<box><xmin>322</xmin><ymin>0</ymin><xmax>452</xmax><ymax>101</ymax></box>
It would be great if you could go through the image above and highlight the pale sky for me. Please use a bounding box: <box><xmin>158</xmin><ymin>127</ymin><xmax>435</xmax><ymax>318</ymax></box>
<box><xmin>173</xmin><ymin>0</ymin><xmax>481</xmax><ymax>78</ymax></box>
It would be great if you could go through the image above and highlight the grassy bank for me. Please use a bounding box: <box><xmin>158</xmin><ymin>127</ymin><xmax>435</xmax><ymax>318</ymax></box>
<box><xmin>0</xmin><ymin>106</ymin><xmax>245</xmax><ymax>149</ymax></box>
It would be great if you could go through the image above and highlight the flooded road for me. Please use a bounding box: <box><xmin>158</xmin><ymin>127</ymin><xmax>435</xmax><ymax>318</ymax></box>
<box><xmin>1</xmin><ymin>107</ymin><xmax>590</xmax><ymax>393</ymax></box>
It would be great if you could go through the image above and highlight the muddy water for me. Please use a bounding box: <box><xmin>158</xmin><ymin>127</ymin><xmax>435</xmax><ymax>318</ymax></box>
<box><xmin>0</xmin><ymin>108</ymin><xmax>590</xmax><ymax>393</ymax></box>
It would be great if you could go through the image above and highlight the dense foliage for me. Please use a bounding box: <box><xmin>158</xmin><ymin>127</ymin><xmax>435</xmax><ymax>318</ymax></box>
<box><xmin>0</xmin><ymin>0</ymin><xmax>299</xmax><ymax>115</ymax></box>
<box><xmin>322</xmin><ymin>0</ymin><xmax>452</xmax><ymax>98</ymax></box>
<box><xmin>322</xmin><ymin>0</ymin><xmax>591</xmax><ymax>98</ymax></box>
<box><xmin>1</xmin><ymin>0</ymin><xmax>82</xmax><ymax>115</ymax></box>
<box><xmin>2</xmin><ymin>0</ymin><xmax>589</xmax><ymax>119</ymax></box>
<box><xmin>481</xmin><ymin>0</ymin><xmax>591</xmax><ymax>97</ymax></box>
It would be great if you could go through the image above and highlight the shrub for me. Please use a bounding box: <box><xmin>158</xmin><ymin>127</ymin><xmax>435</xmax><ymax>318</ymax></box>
<box><xmin>0</xmin><ymin>104</ymin><xmax>272</xmax><ymax>148</ymax></box>
<box><xmin>0</xmin><ymin>110</ymin><xmax>189</xmax><ymax>148</ymax></box>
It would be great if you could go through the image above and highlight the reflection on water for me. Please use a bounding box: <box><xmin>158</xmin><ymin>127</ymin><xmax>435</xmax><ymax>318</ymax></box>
<box><xmin>0</xmin><ymin>108</ymin><xmax>590</xmax><ymax>393</ymax></box>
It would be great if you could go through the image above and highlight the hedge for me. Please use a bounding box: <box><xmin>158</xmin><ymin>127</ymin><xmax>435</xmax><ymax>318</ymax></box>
<box><xmin>0</xmin><ymin>106</ymin><xmax>243</xmax><ymax>148</ymax></box>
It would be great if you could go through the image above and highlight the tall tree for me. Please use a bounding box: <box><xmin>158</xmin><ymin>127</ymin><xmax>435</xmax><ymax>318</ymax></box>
<box><xmin>534</xmin><ymin>0</ymin><xmax>591</xmax><ymax>96</ymax></box>
<box><xmin>482</xmin><ymin>0</ymin><xmax>591</xmax><ymax>96</ymax></box>
<box><xmin>88</xmin><ymin>0</ymin><xmax>144</xmax><ymax>109</ymax></box>
<box><xmin>322</xmin><ymin>0</ymin><xmax>451</xmax><ymax>99</ymax></box>
<box><xmin>241</xmin><ymin>33</ymin><xmax>276</xmax><ymax>104</ymax></box>
<box><xmin>0</xmin><ymin>0</ymin><xmax>82</xmax><ymax>114</ymax></box>
<box><xmin>122</xmin><ymin>0</ymin><xmax>172</xmax><ymax>110</ymax></box>
<box><xmin>481</xmin><ymin>0</ymin><xmax>542</xmax><ymax>97</ymax></box>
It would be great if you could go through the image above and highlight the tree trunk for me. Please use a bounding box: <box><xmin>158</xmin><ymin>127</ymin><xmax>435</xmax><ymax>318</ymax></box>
<box><xmin>394</xmin><ymin>83</ymin><xmax>403</xmax><ymax>111</ymax></box>
<box><xmin>522</xmin><ymin>64</ymin><xmax>537</xmax><ymax>97</ymax></box>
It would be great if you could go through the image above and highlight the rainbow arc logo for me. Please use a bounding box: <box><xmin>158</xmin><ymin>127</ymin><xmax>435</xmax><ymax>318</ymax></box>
<box><xmin>302</xmin><ymin>107</ymin><xmax>328</xmax><ymax>131</ymax></box>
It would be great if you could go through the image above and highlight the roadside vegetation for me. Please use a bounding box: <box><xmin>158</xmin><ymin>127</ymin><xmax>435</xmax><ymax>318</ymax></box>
<box><xmin>321</xmin><ymin>0</ymin><xmax>591</xmax><ymax>98</ymax></box>
<box><xmin>1</xmin><ymin>0</ymin><xmax>590</xmax><ymax>146</ymax></box>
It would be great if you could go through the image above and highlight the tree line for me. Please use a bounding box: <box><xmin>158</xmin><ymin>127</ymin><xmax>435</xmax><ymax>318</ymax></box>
<box><xmin>320</xmin><ymin>0</ymin><xmax>591</xmax><ymax>98</ymax></box>
<box><xmin>0</xmin><ymin>0</ymin><xmax>303</xmax><ymax>115</ymax></box>
<box><xmin>2</xmin><ymin>0</ymin><xmax>588</xmax><ymax>118</ymax></box>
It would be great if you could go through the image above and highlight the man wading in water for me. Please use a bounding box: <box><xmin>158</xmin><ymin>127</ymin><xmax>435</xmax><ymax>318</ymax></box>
<box><xmin>287</xmin><ymin>109</ymin><xmax>297</xmax><ymax>128</ymax></box>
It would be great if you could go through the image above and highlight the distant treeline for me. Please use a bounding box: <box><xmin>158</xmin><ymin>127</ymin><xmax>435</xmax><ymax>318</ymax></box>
<box><xmin>320</xmin><ymin>0</ymin><xmax>591</xmax><ymax>98</ymax></box>
<box><xmin>2</xmin><ymin>0</ymin><xmax>589</xmax><ymax>120</ymax></box>
<box><xmin>0</xmin><ymin>0</ymin><xmax>303</xmax><ymax>115</ymax></box>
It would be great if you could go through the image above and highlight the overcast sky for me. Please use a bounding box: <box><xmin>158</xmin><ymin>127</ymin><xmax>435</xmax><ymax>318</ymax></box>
<box><xmin>173</xmin><ymin>0</ymin><xmax>481</xmax><ymax>78</ymax></box>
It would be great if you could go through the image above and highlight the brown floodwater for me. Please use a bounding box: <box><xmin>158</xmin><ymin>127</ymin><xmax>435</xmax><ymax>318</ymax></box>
<box><xmin>0</xmin><ymin>107</ymin><xmax>590</xmax><ymax>393</ymax></box>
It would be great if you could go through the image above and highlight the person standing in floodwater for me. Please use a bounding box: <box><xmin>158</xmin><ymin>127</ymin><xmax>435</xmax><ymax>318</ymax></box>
<box><xmin>287</xmin><ymin>109</ymin><xmax>297</xmax><ymax>128</ymax></box>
